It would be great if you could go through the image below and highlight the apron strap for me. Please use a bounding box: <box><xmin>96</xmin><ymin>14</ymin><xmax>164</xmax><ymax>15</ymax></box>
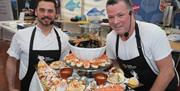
<box><xmin>116</xmin><ymin>35</ymin><xmax>119</xmax><ymax>58</ymax></box>
<box><xmin>134</xmin><ymin>22</ymin><xmax>143</xmax><ymax>56</ymax></box>
<box><xmin>54</xmin><ymin>28</ymin><xmax>61</xmax><ymax>59</ymax></box>
<box><xmin>21</xmin><ymin>27</ymin><xmax>36</xmax><ymax>91</ymax></box>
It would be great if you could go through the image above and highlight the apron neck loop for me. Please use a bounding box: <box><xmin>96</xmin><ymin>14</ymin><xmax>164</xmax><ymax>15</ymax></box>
<box><xmin>29</xmin><ymin>27</ymin><xmax>61</xmax><ymax>59</ymax></box>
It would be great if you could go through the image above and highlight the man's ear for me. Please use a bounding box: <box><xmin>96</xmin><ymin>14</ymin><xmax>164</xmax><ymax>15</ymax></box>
<box><xmin>55</xmin><ymin>15</ymin><xmax>58</xmax><ymax>19</ymax></box>
<box><xmin>129</xmin><ymin>10</ymin><xmax>132</xmax><ymax>15</ymax></box>
<box><xmin>35</xmin><ymin>9</ymin><xmax>37</xmax><ymax>16</ymax></box>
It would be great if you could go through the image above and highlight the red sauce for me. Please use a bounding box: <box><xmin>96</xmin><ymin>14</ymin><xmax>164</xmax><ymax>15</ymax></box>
<box><xmin>94</xmin><ymin>73</ymin><xmax>107</xmax><ymax>85</ymax></box>
<box><xmin>60</xmin><ymin>68</ymin><xmax>73</xmax><ymax>79</ymax></box>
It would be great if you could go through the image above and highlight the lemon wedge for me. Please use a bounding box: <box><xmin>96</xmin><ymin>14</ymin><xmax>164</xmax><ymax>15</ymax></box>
<box><xmin>127</xmin><ymin>77</ymin><xmax>139</xmax><ymax>88</ymax></box>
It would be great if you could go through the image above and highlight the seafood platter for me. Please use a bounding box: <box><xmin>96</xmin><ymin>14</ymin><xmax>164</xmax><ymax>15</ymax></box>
<box><xmin>37</xmin><ymin>58</ymin><xmax>140</xmax><ymax>91</ymax></box>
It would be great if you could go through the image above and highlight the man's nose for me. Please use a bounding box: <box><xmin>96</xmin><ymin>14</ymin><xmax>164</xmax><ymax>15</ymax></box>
<box><xmin>113</xmin><ymin>16</ymin><xmax>119</xmax><ymax>24</ymax></box>
<box><xmin>44</xmin><ymin>11</ymin><xmax>49</xmax><ymax>16</ymax></box>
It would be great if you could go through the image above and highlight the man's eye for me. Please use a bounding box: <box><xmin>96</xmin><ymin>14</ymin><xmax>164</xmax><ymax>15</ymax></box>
<box><xmin>108</xmin><ymin>16</ymin><xmax>114</xmax><ymax>19</ymax></box>
<box><xmin>48</xmin><ymin>10</ymin><xmax>54</xmax><ymax>13</ymax></box>
<box><xmin>117</xmin><ymin>14</ymin><xmax>123</xmax><ymax>18</ymax></box>
<box><xmin>39</xmin><ymin>9</ymin><xmax>45</xmax><ymax>12</ymax></box>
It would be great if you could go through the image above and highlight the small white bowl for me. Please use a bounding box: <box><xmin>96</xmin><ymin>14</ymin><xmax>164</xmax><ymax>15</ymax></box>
<box><xmin>69</xmin><ymin>43</ymin><xmax>106</xmax><ymax>60</ymax></box>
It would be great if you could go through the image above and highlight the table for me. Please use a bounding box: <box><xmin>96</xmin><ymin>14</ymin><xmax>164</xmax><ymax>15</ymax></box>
<box><xmin>169</xmin><ymin>41</ymin><xmax>180</xmax><ymax>52</ymax></box>
<box><xmin>165</xmin><ymin>28</ymin><xmax>180</xmax><ymax>67</ymax></box>
<box><xmin>0</xmin><ymin>20</ymin><xmax>34</xmax><ymax>40</ymax></box>
<box><xmin>166</xmin><ymin>28</ymin><xmax>180</xmax><ymax>52</ymax></box>
<box><xmin>0</xmin><ymin>20</ymin><xmax>18</xmax><ymax>33</ymax></box>
<box><xmin>169</xmin><ymin>41</ymin><xmax>180</xmax><ymax>67</ymax></box>
<box><xmin>0</xmin><ymin>20</ymin><xmax>18</xmax><ymax>40</ymax></box>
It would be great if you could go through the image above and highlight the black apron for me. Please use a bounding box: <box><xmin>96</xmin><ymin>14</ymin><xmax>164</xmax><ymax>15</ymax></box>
<box><xmin>115</xmin><ymin>22</ymin><xmax>178</xmax><ymax>91</ymax></box>
<box><xmin>20</xmin><ymin>27</ymin><xmax>61</xmax><ymax>91</ymax></box>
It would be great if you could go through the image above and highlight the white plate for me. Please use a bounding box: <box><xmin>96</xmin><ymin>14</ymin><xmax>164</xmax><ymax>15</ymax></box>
<box><xmin>167</xmin><ymin>34</ymin><xmax>180</xmax><ymax>41</ymax></box>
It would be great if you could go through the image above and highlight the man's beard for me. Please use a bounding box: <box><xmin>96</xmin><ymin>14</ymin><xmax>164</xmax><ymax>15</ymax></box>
<box><xmin>38</xmin><ymin>16</ymin><xmax>54</xmax><ymax>26</ymax></box>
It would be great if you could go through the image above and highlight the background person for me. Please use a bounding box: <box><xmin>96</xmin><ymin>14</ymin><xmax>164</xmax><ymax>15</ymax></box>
<box><xmin>106</xmin><ymin>0</ymin><xmax>179</xmax><ymax>91</ymax></box>
<box><xmin>6</xmin><ymin>0</ymin><xmax>70</xmax><ymax>91</ymax></box>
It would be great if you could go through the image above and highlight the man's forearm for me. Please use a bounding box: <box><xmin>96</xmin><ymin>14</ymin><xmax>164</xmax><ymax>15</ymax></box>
<box><xmin>6</xmin><ymin>56</ymin><xmax>18</xmax><ymax>90</ymax></box>
<box><xmin>150</xmin><ymin>68</ymin><xmax>175</xmax><ymax>91</ymax></box>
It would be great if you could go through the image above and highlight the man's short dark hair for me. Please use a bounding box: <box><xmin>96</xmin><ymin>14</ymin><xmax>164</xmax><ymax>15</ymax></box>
<box><xmin>106</xmin><ymin>0</ymin><xmax>132</xmax><ymax>10</ymax></box>
<box><xmin>35</xmin><ymin>0</ymin><xmax>57</xmax><ymax>10</ymax></box>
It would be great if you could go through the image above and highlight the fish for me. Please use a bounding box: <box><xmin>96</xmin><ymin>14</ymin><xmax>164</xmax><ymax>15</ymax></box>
<box><xmin>87</xmin><ymin>8</ymin><xmax>105</xmax><ymax>16</ymax></box>
<box><xmin>65</xmin><ymin>0</ymin><xmax>80</xmax><ymax>11</ymax></box>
